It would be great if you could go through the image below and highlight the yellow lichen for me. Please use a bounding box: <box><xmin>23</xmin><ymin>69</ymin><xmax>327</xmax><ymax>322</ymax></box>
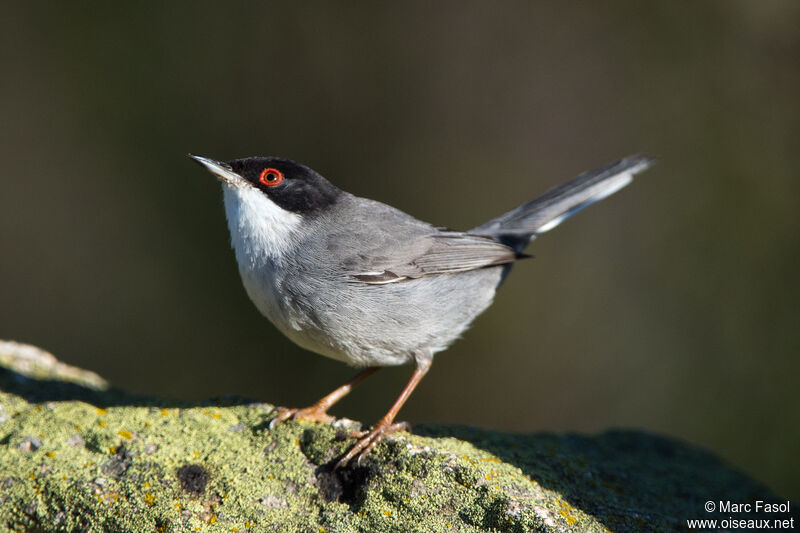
<box><xmin>557</xmin><ymin>498</ymin><xmax>578</xmax><ymax>525</ymax></box>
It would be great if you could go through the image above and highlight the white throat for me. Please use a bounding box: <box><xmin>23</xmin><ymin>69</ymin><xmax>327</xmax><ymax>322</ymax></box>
<box><xmin>222</xmin><ymin>184</ymin><xmax>302</xmax><ymax>269</ymax></box>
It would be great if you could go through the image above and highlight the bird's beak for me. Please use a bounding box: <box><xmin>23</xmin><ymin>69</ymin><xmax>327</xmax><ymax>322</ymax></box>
<box><xmin>189</xmin><ymin>154</ymin><xmax>244</xmax><ymax>187</ymax></box>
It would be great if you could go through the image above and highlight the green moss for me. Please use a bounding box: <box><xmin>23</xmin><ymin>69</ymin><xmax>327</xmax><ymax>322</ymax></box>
<box><xmin>0</xmin><ymin>342</ymin><xmax>782</xmax><ymax>532</ymax></box>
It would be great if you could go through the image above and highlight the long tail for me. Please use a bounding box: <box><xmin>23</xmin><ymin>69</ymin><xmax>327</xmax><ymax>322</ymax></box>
<box><xmin>470</xmin><ymin>155</ymin><xmax>655</xmax><ymax>251</ymax></box>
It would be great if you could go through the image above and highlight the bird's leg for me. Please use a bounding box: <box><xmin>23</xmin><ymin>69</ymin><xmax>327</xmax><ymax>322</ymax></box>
<box><xmin>269</xmin><ymin>367</ymin><xmax>380</xmax><ymax>429</ymax></box>
<box><xmin>336</xmin><ymin>357</ymin><xmax>431</xmax><ymax>468</ymax></box>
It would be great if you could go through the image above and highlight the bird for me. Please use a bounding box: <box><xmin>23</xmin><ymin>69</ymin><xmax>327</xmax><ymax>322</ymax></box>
<box><xmin>190</xmin><ymin>153</ymin><xmax>654</xmax><ymax>467</ymax></box>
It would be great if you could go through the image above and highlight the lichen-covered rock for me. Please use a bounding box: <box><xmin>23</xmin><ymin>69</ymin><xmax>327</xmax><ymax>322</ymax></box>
<box><xmin>0</xmin><ymin>341</ymin><xmax>784</xmax><ymax>532</ymax></box>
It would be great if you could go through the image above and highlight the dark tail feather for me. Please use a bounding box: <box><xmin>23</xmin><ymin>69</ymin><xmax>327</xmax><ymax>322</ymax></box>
<box><xmin>470</xmin><ymin>155</ymin><xmax>655</xmax><ymax>251</ymax></box>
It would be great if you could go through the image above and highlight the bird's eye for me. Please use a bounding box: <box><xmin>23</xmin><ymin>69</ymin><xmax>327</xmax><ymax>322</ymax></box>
<box><xmin>258</xmin><ymin>168</ymin><xmax>284</xmax><ymax>187</ymax></box>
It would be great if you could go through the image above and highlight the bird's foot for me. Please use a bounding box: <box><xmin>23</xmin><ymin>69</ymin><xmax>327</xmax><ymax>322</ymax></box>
<box><xmin>269</xmin><ymin>405</ymin><xmax>336</xmax><ymax>429</ymax></box>
<box><xmin>336</xmin><ymin>420</ymin><xmax>411</xmax><ymax>468</ymax></box>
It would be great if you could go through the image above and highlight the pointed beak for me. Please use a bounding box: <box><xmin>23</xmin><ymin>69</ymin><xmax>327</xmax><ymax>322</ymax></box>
<box><xmin>189</xmin><ymin>154</ymin><xmax>244</xmax><ymax>186</ymax></box>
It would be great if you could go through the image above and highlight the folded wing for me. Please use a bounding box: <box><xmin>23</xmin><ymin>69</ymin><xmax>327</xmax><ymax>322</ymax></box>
<box><xmin>350</xmin><ymin>231</ymin><xmax>518</xmax><ymax>285</ymax></box>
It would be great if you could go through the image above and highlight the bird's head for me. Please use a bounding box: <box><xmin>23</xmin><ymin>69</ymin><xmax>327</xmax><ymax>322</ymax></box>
<box><xmin>190</xmin><ymin>155</ymin><xmax>341</xmax><ymax>216</ymax></box>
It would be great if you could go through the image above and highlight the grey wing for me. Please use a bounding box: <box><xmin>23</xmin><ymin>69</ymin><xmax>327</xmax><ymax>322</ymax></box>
<box><xmin>349</xmin><ymin>231</ymin><xmax>519</xmax><ymax>285</ymax></box>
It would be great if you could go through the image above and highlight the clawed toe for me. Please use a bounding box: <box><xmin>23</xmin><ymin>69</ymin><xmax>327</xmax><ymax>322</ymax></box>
<box><xmin>336</xmin><ymin>421</ymin><xmax>410</xmax><ymax>468</ymax></box>
<box><xmin>268</xmin><ymin>407</ymin><xmax>295</xmax><ymax>429</ymax></box>
<box><xmin>269</xmin><ymin>406</ymin><xmax>335</xmax><ymax>429</ymax></box>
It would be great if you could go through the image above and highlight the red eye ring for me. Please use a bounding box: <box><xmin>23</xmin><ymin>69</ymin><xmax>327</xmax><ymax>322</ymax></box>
<box><xmin>258</xmin><ymin>168</ymin><xmax>284</xmax><ymax>187</ymax></box>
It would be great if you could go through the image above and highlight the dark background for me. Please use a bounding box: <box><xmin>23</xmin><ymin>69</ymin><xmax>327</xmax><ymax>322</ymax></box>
<box><xmin>2</xmin><ymin>2</ymin><xmax>798</xmax><ymax>500</ymax></box>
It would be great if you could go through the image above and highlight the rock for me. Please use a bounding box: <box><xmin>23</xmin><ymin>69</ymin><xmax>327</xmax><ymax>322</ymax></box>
<box><xmin>0</xmin><ymin>341</ymin><xmax>788</xmax><ymax>532</ymax></box>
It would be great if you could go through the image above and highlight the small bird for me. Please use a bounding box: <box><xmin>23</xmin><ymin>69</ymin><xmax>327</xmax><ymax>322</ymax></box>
<box><xmin>191</xmin><ymin>153</ymin><xmax>653</xmax><ymax>467</ymax></box>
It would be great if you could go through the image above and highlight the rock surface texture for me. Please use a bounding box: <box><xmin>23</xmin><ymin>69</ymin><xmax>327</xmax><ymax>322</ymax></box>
<box><xmin>0</xmin><ymin>341</ymin><xmax>786</xmax><ymax>532</ymax></box>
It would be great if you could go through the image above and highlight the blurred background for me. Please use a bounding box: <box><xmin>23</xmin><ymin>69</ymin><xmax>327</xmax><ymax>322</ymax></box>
<box><xmin>1</xmin><ymin>1</ymin><xmax>798</xmax><ymax>500</ymax></box>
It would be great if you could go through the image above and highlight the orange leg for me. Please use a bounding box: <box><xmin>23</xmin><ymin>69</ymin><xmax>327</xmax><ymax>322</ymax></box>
<box><xmin>336</xmin><ymin>358</ymin><xmax>431</xmax><ymax>468</ymax></box>
<box><xmin>269</xmin><ymin>367</ymin><xmax>380</xmax><ymax>428</ymax></box>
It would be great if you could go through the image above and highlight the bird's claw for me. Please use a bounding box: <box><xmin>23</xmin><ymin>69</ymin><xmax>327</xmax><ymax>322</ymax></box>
<box><xmin>336</xmin><ymin>420</ymin><xmax>410</xmax><ymax>468</ymax></box>
<box><xmin>268</xmin><ymin>406</ymin><xmax>335</xmax><ymax>430</ymax></box>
